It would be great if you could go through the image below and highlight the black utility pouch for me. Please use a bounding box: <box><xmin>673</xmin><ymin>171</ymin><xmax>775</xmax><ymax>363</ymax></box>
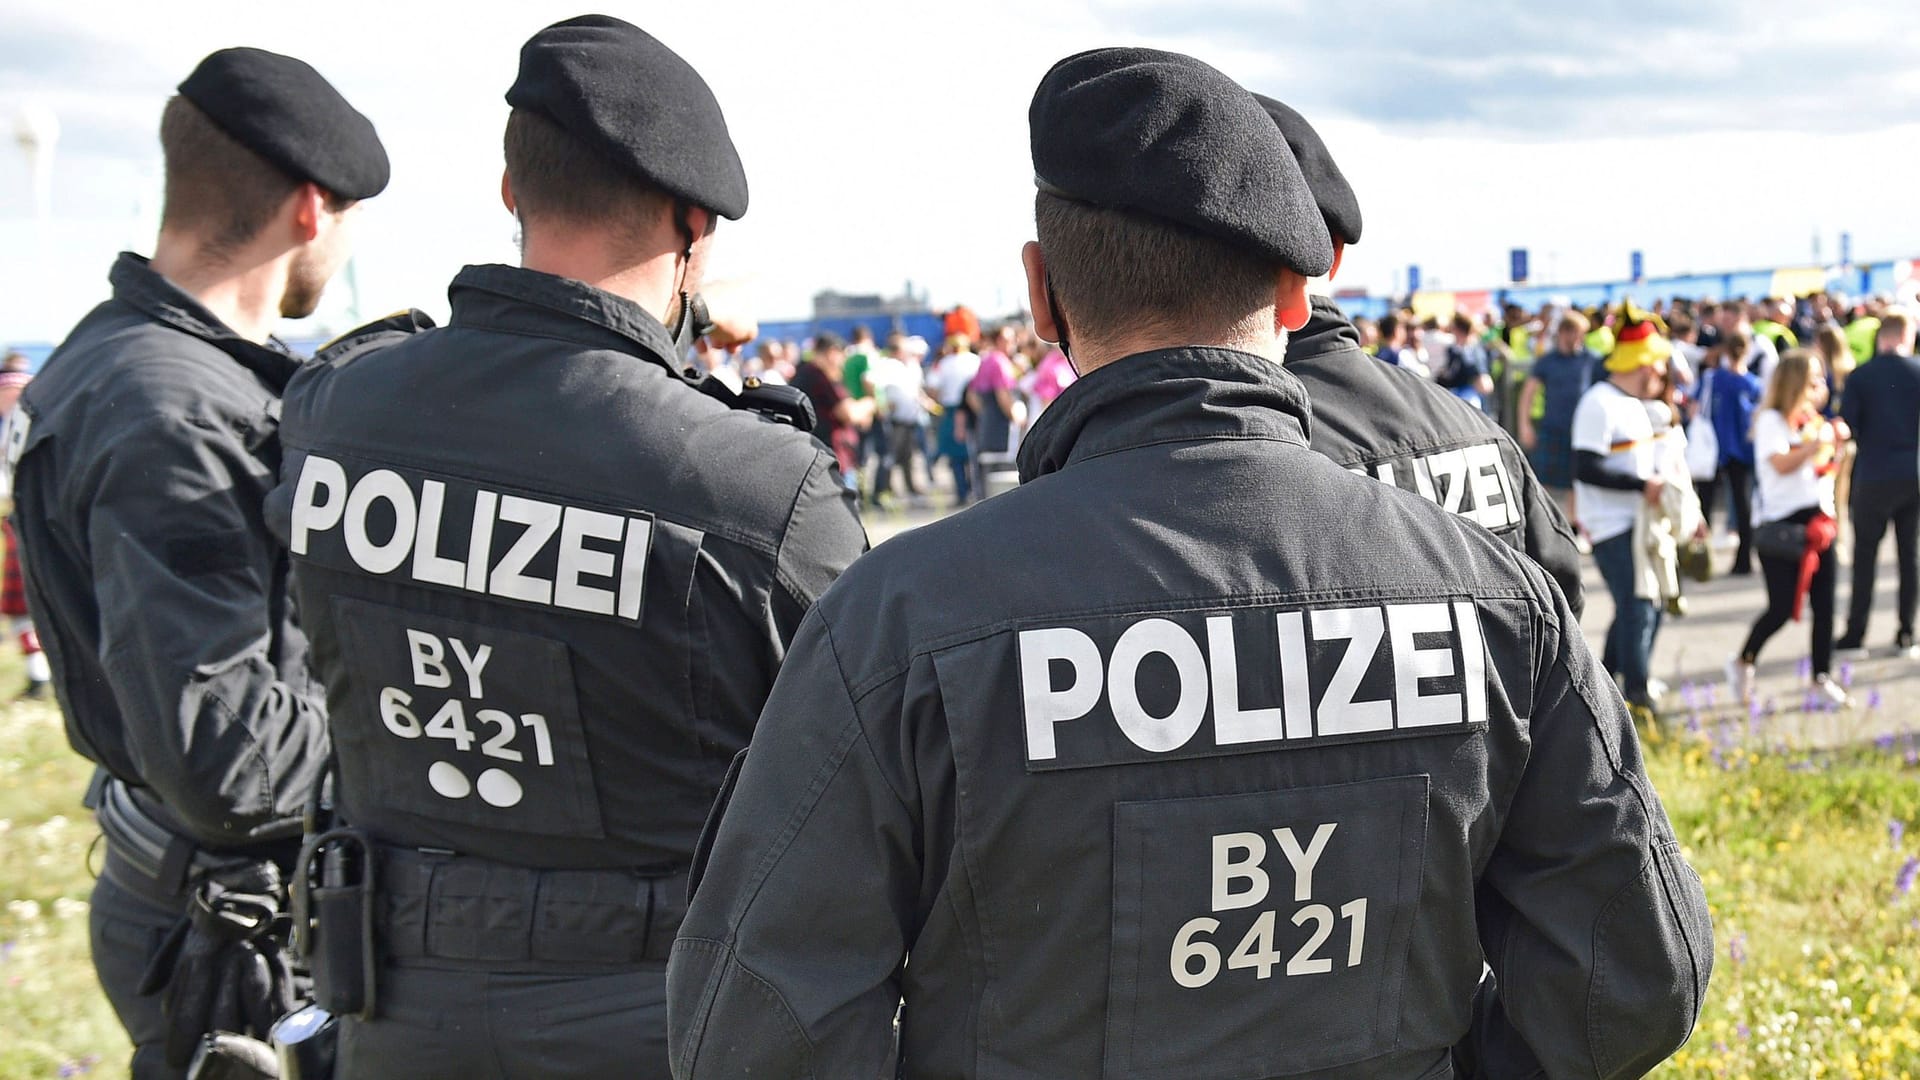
<box><xmin>297</xmin><ymin>828</ymin><xmax>378</xmax><ymax>1020</ymax></box>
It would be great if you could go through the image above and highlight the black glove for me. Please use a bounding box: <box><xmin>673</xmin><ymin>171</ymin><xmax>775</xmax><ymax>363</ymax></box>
<box><xmin>138</xmin><ymin>861</ymin><xmax>297</xmax><ymax>1069</ymax></box>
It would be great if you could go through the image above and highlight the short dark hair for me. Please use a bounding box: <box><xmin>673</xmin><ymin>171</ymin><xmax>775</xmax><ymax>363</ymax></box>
<box><xmin>1034</xmin><ymin>192</ymin><xmax>1280</xmax><ymax>347</ymax></box>
<box><xmin>812</xmin><ymin>331</ymin><xmax>844</xmax><ymax>353</ymax></box>
<box><xmin>851</xmin><ymin>325</ymin><xmax>874</xmax><ymax>344</ymax></box>
<box><xmin>504</xmin><ymin>108</ymin><xmax>672</xmax><ymax>237</ymax></box>
<box><xmin>159</xmin><ymin>95</ymin><xmax>319</xmax><ymax>256</ymax></box>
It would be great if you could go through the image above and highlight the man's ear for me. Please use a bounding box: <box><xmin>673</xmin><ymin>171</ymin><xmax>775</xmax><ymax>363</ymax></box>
<box><xmin>1327</xmin><ymin>241</ymin><xmax>1345</xmax><ymax>283</ymax></box>
<box><xmin>684</xmin><ymin>204</ymin><xmax>715</xmax><ymax>240</ymax></box>
<box><xmin>1022</xmin><ymin>241</ymin><xmax>1062</xmax><ymax>344</ymax></box>
<box><xmin>289</xmin><ymin>182</ymin><xmax>326</xmax><ymax>244</ymax></box>
<box><xmin>1275</xmin><ymin>269</ymin><xmax>1311</xmax><ymax>333</ymax></box>
<box><xmin>500</xmin><ymin>169</ymin><xmax>516</xmax><ymax>216</ymax></box>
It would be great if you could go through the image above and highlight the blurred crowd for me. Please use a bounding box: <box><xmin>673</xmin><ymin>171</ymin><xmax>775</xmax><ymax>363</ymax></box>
<box><xmin>691</xmin><ymin>310</ymin><xmax>1076</xmax><ymax>507</ymax></box>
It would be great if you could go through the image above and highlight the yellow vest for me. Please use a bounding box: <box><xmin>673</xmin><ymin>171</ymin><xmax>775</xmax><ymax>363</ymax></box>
<box><xmin>1752</xmin><ymin>319</ymin><xmax>1798</xmax><ymax>350</ymax></box>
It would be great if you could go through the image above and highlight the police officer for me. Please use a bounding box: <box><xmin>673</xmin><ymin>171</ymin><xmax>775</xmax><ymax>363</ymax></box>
<box><xmin>266</xmin><ymin>16</ymin><xmax>866</xmax><ymax>1077</ymax></box>
<box><xmin>1255</xmin><ymin>94</ymin><xmax>1586</xmax><ymax>616</ymax></box>
<box><xmin>667</xmin><ymin>48</ymin><xmax>1710</xmax><ymax>1079</ymax></box>
<box><xmin>8</xmin><ymin>48</ymin><xmax>386</xmax><ymax>1079</ymax></box>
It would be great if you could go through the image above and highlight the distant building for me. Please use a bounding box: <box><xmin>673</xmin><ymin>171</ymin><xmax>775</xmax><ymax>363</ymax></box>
<box><xmin>812</xmin><ymin>281</ymin><xmax>933</xmax><ymax>320</ymax></box>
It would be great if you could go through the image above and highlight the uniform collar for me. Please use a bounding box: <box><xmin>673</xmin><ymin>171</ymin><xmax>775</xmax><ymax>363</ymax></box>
<box><xmin>447</xmin><ymin>264</ymin><xmax>687</xmax><ymax>378</ymax></box>
<box><xmin>1015</xmin><ymin>346</ymin><xmax>1313</xmax><ymax>482</ymax></box>
<box><xmin>1282</xmin><ymin>295</ymin><xmax>1364</xmax><ymax>365</ymax></box>
<box><xmin>108</xmin><ymin>252</ymin><xmax>303</xmax><ymax>390</ymax></box>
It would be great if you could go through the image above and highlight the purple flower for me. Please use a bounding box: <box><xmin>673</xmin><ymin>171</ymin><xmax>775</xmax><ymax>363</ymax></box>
<box><xmin>1737</xmin><ymin>1021</ymin><xmax>1752</xmax><ymax>1041</ymax></box>
<box><xmin>1729</xmin><ymin>932</ymin><xmax>1748</xmax><ymax>964</ymax></box>
<box><xmin>1798</xmin><ymin>656</ymin><xmax>1813</xmax><ymax>680</ymax></box>
<box><xmin>1840</xmin><ymin>662</ymin><xmax>1855</xmax><ymax>688</ymax></box>
<box><xmin>1705</xmin><ymin>684</ymin><xmax>1720</xmax><ymax>708</ymax></box>
<box><xmin>1907</xmin><ymin>750</ymin><xmax>1919</xmax><ymax>768</ymax></box>
<box><xmin>1686</xmin><ymin>712</ymin><xmax>1702</xmax><ymax>734</ymax></box>
<box><xmin>1750</xmin><ymin>696</ymin><xmax>1765</xmax><ymax>721</ymax></box>
<box><xmin>1803</xmin><ymin>689</ymin><xmax>1819</xmax><ymax>715</ymax></box>
<box><xmin>1681</xmin><ymin>681</ymin><xmax>1698</xmax><ymax>711</ymax></box>
<box><xmin>1880</xmin><ymin>733</ymin><xmax>1898</xmax><ymax>753</ymax></box>
<box><xmin>1869</xmin><ymin>688</ymin><xmax>1885</xmax><ymax>710</ymax></box>
<box><xmin>1897</xmin><ymin>856</ymin><xmax>1920</xmax><ymax>898</ymax></box>
<box><xmin>1893</xmin><ymin>820</ymin><xmax>1907</xmax><ymax>850</ymax></box>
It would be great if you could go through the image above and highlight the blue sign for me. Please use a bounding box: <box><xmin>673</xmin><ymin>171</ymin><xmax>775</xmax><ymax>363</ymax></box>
<box><xmin>1407</xmin><ymin>264</ymin><xmax>1422</xmax><ymax>293</ymax></box>
<box><xmin>1509</xmin><ymin>248</ymin><xmax>1528</xmax><ymax>284</ymax></box>
<box><xmin>1631</xmin><ymin>250</ymin><xmax>1645</xmax><ymax>282</ymax></box>
<box><xmin>1840</xmin><ymin>231</ymin><xmax>1853</xmax><ymax>266</ymax></box>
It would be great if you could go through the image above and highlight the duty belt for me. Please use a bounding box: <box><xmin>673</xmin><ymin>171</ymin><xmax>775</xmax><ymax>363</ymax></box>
<box><xmin>373</xmin><ymin>846</ymin><xmax>686</xmax><ymax>967</ymax></box>
<box><xmin>89</xmin><ymin>771</ymin><xmax>255</xmax><ymax>895</ymax></box>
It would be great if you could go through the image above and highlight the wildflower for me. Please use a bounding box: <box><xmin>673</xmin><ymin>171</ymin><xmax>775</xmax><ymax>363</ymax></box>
<box><xmin>1880</xmin><ymin>733</ymin><xmax>1898</xmax><ymax>753</ymax></box>
<box><xmin>1798</xmin><ymin>656</ymin><xmax>1813</xmax><ymax>680</ymax></box>
<box><xmin>6</xmin><ymin>899</ymin><xmax>41</xmax><ymax>922</ymax></box>
<box><xmin>1730</xmin><ymin>932</ymin><xmax>1748</xmax><ymax>964</ymax></box>
<box><xmin>1895</xmin><ymin>820</ymin><xmax>1907</xmax><ymax>850</ymax></box>
<box><xmin>1737</xmin><ymin>1021</ymin><xmax>1752</xmax><ymax>1040</ymax></box>
<box><xmin>1840</xmin><ymin>661</ymin><xmax>1854</xmax><ymax>687</ymax></box>
<box><xmin>1685</xmin><ymin>712</ymin><xmax>1701</xmax><ymax>734</ymax></box>
<box><xmin>1680</xmin><ymin>681</ymin><xmax>1697</xmax><ymax>711</ymax></box>
<box><xmin>1868</xmin><ymin>688</ymin><xmax>1884</xmax><ymax>710</ymax></box>
<box><xmin>1897</xmin><ymin>856</ymin><xmax>1920</xmax><ymax>898</ymax></box>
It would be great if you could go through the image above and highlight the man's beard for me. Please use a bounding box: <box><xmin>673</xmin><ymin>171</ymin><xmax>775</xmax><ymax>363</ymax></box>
<box><xmin>280</xmin><ymin>248</ymin><xmax>330</xmax><ymax>319</ymax></box>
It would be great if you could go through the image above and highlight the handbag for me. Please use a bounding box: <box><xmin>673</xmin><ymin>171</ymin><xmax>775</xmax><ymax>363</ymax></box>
<box><xmin>1754</xmin><ymin>519</ymin><xmax>1807</xmax><ymax>561</ymax></box>
<box><xmin>1678</xmin><ymin>537</ymin><xmax>1715</xmax><ymax>583</ymax></box>
<box><xmin>1685</xmin><ymin>371</ymin><xmax>1719</xmax><ymax>481</ymax></box>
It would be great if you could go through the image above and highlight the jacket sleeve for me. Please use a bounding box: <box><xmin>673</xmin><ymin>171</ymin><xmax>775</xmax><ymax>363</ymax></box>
<box><xmin>772</xmin><ymin>452</ymin><xmax>869</xmax><ymax>633</ymax></box>
<box><xmin>1475</xmin><ymin>580</ymin><xmax>1712</xmax><ymax>1079</ymax></box>
<box><xmin>1506</xmin><ymin>435</ymin><xmax>1586</xmax><ymax>618</ymax></box>
<box><xmin>86</xmin><ymin>416</ymin><xmax>328</xmax><ymax>847</ymax></box>
<box><xmin>696</xmin><ymin>450</ymin><xmax>867</xmax><ymax>752</ymax></box>
<box><xmin>668</xmin><ymin>611</ymin><xmax>917</xmax><ymax>1080</ymax></box>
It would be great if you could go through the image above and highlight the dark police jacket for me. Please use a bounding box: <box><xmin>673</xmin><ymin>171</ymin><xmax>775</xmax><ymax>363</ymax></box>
<box><xmin>1839</xmin><ymin>351</ymin><xmax>1920</xmax><ymax>488</ymax></box>
<box><xmin>8</xmin><ymin>253</ymin><xmax>329</xmax><ymax>850</ymax></box>
<box><xmin>668</xmin><ymin>348</ymin><xmax>1710</xmax><ymax>1080</ymax></box>
<box><xmin>265</xmin><ymin>264</ymin><xmax>866</xmax><ymax>871</ymax></box>
<box><xmin>1288</xmin><ymin>297</ymin><xmax>1585</xmax><ymax>617</ymax></box>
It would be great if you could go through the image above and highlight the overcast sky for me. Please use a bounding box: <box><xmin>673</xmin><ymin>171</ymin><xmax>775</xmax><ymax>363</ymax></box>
<box><xmin>4</xmin><ymin>0</ymin><xmax>1920</xmax><ymax>343</ymax></box>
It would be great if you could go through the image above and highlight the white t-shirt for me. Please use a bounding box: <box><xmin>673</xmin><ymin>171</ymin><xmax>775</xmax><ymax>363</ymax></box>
<box><xmin>874</xmin><ymin>356</ymin><xmax>928</xmax><ymax>425</ymax></box>
<box><xmin>1752</xmin><ymin>408</ymin><xmax>1834</xmax><ymax>522</ymax></box>
<box><xmin>929</xmin><ymin>350</ymin><xmax>981</xmax><ymax>406</ymax></box>
<box><xmin>1571</xmin><ymin>381</ymin><xmax>1658</xmax><ymax>543</ymax></box>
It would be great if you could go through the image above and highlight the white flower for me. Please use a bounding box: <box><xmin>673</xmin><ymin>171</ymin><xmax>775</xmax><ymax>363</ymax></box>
<box><xmin>6</xmin><ymin>899</ymin><xmax>42</xmax><ymax>921</ymax></box>
<box><xmin>52</xmin><ymin>898</ymin><xmax>87</xmax><ymax>919</ymax></box>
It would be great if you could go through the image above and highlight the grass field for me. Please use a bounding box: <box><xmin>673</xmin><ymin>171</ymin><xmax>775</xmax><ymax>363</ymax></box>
<box><xmin>2</xmin><ymin>677</ymin><xmax>1918</xmax><ymax>1078</ymax></box>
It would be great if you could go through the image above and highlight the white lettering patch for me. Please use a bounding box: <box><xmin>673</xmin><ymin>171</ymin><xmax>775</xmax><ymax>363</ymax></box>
<box><xmin>1351</xmin><ymin>441</ymin><xmax>1521</xmax><ymax>531</ymax></box>
<box><xmin>1019</xmin><ymin>602</ymin><xmax>1490</xmax><ymax>770</ymax></box>
<box><xmin>290</xmin><ymin>452</ymin><xmax>654</xmax><ymax>622</ymax></box>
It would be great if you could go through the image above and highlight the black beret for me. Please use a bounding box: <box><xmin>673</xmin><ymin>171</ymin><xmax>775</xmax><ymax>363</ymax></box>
<box><xmin>507</xmin><ymin>15</ymin><xmax>748</xmax><ymax>221</ymax></box>
<box><xmin>177</xmin><ymin>47</ymin><xmax>389</xmax><ymax>202</ymax></box>
<box><xmin>1253</xmin><ymin>93</ymin><xmax>1361</xmax><ymax>246</ymax></box>
<box><xmin>1029</xmin><ymin>47</ymin><xmax>1331</xmax><ymax>277</ymax></box>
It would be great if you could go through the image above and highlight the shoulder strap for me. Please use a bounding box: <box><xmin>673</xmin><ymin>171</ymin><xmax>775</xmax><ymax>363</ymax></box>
<box><xmin>696</xmin><ymin>375</ymin><xmax>817</xmax><ymax>433</ymax></box>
